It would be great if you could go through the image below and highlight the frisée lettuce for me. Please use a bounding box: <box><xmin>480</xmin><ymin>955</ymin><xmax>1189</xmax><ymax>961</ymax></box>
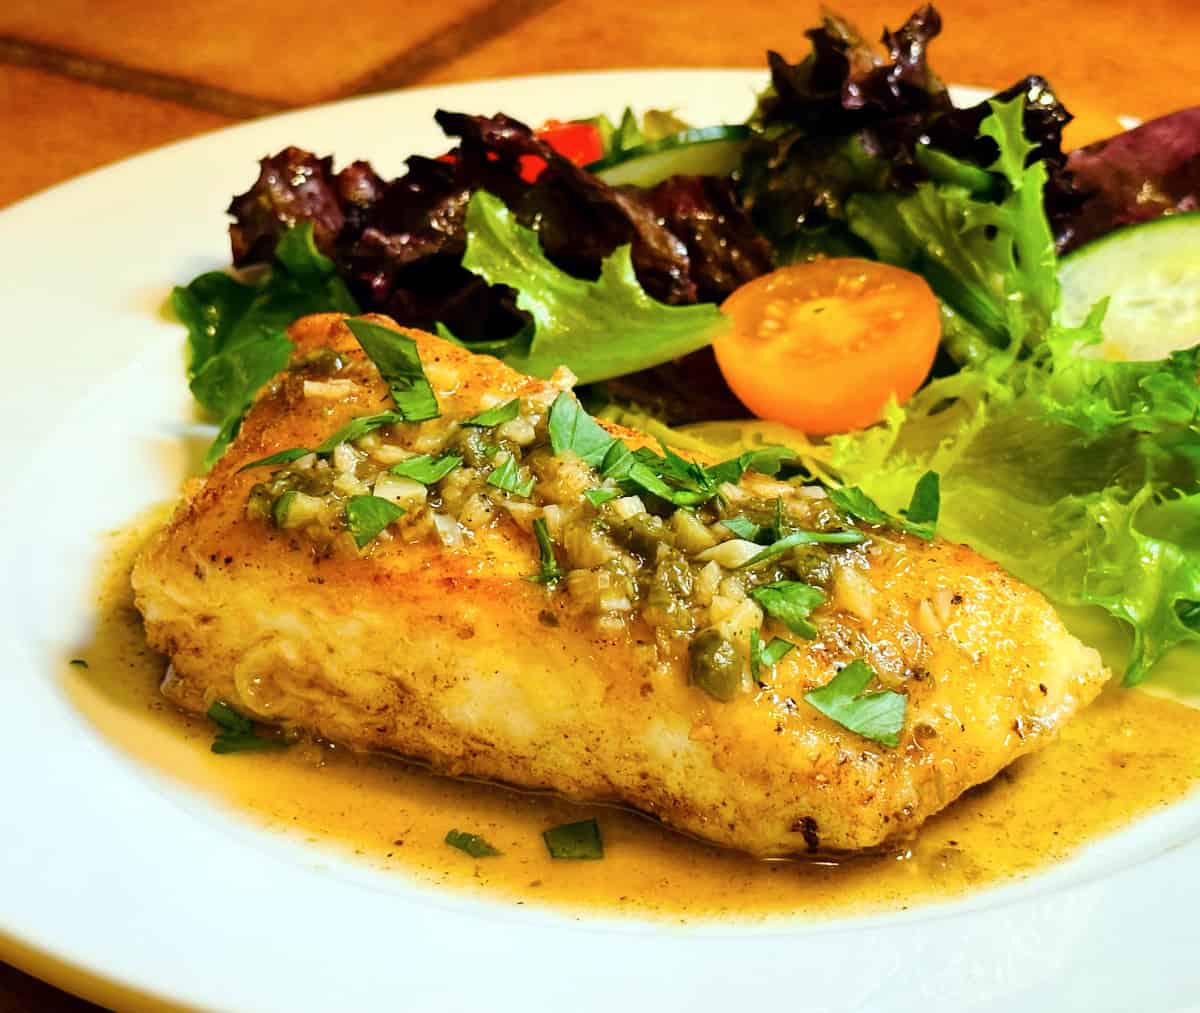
<box><xmin>829</xmin><ymin>301</ymin><xmax>1200</xmax><ymax>686</ymax></box>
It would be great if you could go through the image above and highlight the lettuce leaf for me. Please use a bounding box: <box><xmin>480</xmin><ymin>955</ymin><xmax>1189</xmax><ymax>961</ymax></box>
<box><xmin>830</xmin><ymin>320</ymin><xmax>1200</xmax><ymax>684</ymax></box>
<box><xmin>846</xmin><ymin>95</ymin><xmax>1058</xmax><ymax>360</ymax></box>
<box><xmin>459</xmin><ymin>190</ymin><xmax>728</xmax><ymax>384</ymax></box>
<box><xmin>173</xmin><ymin>223</ymin><xmax>358</xmax><ymax>466</ymax></box>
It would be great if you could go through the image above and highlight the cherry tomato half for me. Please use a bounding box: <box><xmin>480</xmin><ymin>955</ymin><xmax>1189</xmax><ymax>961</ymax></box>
<box><xmin>714</xmin><ymin>259</ymin><xmax>941</xmax><ymax>435</ymax></box>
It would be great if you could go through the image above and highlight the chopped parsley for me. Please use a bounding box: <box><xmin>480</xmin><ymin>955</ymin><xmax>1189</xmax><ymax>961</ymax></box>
<box><xmin>739</xmin><ymin>528</ymin><xmax>866</xmax><ymax>568</ymax></box>
<box><xmin>583</xmin><ymin>487</ymin><xmax>619</xmax><ymax>508</ymax></box>
<box><xmin>543</xmin><ymin>818</ymin><xmax>604</xmax><ymax>859</ymax></box>
<box><xmin>345</xmin><ymin>318</ymin><xmax>439</xmax><ymax>422</ymax></box>
<box><xmin>445</xmin><ymin>829</ymin><xmax>501</xmax><ymax>857</ymax></box>
<box><xmin>486</xmin><ymin>455</ymin><xmax>535</xmax><ymax>496</ymax></box>
<box><xmin>706</xmin><ymin>446</ymin><xmax>803</xmax><ymax>486</ymax></box>
<box><xmin>207</xmin><ymin>700</ymin><xmax>290</xmax><ymax>754</ymax></box>
<box><xmin>463</xmin><ymin>399</ymin><xmax>520</xmax><ymax>428</ymax></box>
<box><xmin>527</xmin><ymin>517</ymin><xmax>564</xmax><ymax>584</ymax></box>
<box><xmin>316</xmin><ymin>411</ymin><xmax>406</xmax><ymax>454</ymax></box>
<box><xmin>389</xmin><ymin>453</ymin><xmax>462</xmax><ymax>485</ymax></box>
<box><xmin>345</xmin><ymin>495</ymin><xmax>405</xmax><ymax>548</ymax></box>
<box><xmin>902</xmin><ymin>470</ymin><xmax>941</xmax><ymax>540</ymax></box>
<box><xmin>68</xmin><ymin>658</ymin><xmax>88</xmax><ymax>669</ymax></box>
<box><xmin>803</xmin><ymin>660</ymin><xmax>907</xmax><ymax>748</ymax></box>
<box><xmin>547</xmin><ymin>392</ymin><xmax>615</xmax><ymax>466</ymax></box>
<box><xmin>825</xmin><ymin>485</ymin><xmax>889</xmax><ymax>526</ymax></box>
<box><xmin>239</xmin><ymin>411</ymin><xmax>409</xmax><ymax>472</ymax></box>
<box><xmin>750</xmin><ymin>581</ymin><xmax>826</xmax><ymax>638</ymax></box>
<box><xmin>238</xmin><ymin>447</ymin><xmax>314</xmax><ymax>472</ymax></box>
<box><xmin>720</xmin><ymin>516</ymin><xmax>766</xmax><ymax>541</ymax></box>
<box><xmin>750</xmin><ymin>629</ymin><xmax>795</xmax><ymax>682</ymax></box>
<box><xmin>828</xmin><ymin>470</ymin><xmax>941</xmax><ymax>541</ymax></box>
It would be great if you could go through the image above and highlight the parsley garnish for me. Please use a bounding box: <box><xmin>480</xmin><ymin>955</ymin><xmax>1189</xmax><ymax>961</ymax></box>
<box><xmin>239</xmin><ymin>411</ymin><xmax>408</xmax><ymax>472</ymax></box>
<box><xmin>545</xmin><ymin>397</ymin><xmax>799</xmax><ymax>511</ymax></box>
<box><xmin>463</xmin><ymin>399</ymin><xmax>520</xmax><ymax>428</ymax></box>
<box><xmin>238</xmin><ymin>447</ymin><xmax>313</xmax><ymax>472</ymax></box>
<box><xmin>207</xmin><ymin>700</ymin><xmax>290</xmax><ymax>754</ymax></box>
<box><xmin>706</xmin><ymin>446</ymin><xmax>803</xmax><ymax>486</ymax></box>
<box><xmin>750</xmin><ymin>581</ymin><xmax>826</xmax><ymax>638</ymax></box>
<box><xmin>825</xmin><ymin>486</ymin><xmax>889</xmax><ymax>526</ymax></box>
<box><xmin>445</xmin><ymin>829</ymin><xmax>501</xmax><ymax>857</ymax></box>
<box><xmin>389</xmin><ymin>453</ymin><xmax>462</xmax><ymax>485</ymax></box>
<box><xmin>738</xmin><ymin>528</ymin><xmax>866</xmax><ymax>568</ymax></box>
<box><xmin>345</xmin><ymin>318</ymin><xmax>439</xmax><ymax>422</ymax></box>
<box><xmin>720</xmin><ymin>516</ymin><xmax>766</xmax><ymax>541</ymax></box>
<box><xmin>750</xmin><ymin>629</ymin><xmax>795</xmax><ymax>682</ymax></box>
<box><xmin>583</xmin><ymin>487</ymin><xmax>619</xmax><ymax>507</ymax></box>
<box><xmin>600</xmin><ymin>441</ymin><xmax>710</xmax><ymax>507</ymax></box>
<box><xmin>316</xmin><ymin>411</ymin><xmax>406</xmax><ymax>453</ymax></box>
<box><xmin>827</xmin><ymin>471</ymin><xmax>941</xmax><ymax>541</ymax></box>
<box><xmin>803</xmin><ymin>660</ymin><xmax>907</xmax><ymax>748</ymax></box>
<box><xmin>68</xmin><ymin>658</ymin><xmax>88</xmax><ymax>669</ymax></box>
<box><xmin>902</xmin><ymin>471</ymin><xmax>941</xmax><ymax>540</ymax></box>
<box><xmin>345</xmin><ymin>495</ymin><xmax>405</xmax><ymax>548</ymax></box>
<box><xmin>487</xmin><ymin>455</ymin><xmax>535</xmax><ymax>496</ymax></box>
<box><xmin>547</xmin><ymin>392</ymin><xmax>615</xmax><ymax>466</ymax></box>
<box><xmin>527</xmin><ymin>517</ymin><xmax>564</xmax><ymax>584</ymax></box>
<box><xmin>543</xmin><ymin>818</ymin><xmax>604</xmax><ymax>859</ymax></box>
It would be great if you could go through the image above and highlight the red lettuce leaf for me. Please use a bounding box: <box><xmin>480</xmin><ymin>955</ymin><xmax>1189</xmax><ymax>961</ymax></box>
<box><xmin>1060</xmin><ymin>107</ymin><xmax>1200</xmax><ymax>253</ymax></box>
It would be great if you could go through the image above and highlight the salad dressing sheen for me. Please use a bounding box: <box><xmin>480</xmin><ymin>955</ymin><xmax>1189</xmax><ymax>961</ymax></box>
<box><xmin>66</xmin><ymin>513</ymin><xmax>1200</xmax><ymax>920</ymax></box>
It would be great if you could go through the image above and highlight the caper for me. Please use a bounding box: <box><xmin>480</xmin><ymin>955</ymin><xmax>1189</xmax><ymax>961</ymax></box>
<box><xmin>612</xmin><ymin>513</ymin><xmax>674</xmax><ymax>561</ymax></box>
<box><xmin>655</xmin><ymin>552</ymin><xmax>694</xmax><ymax>598</ymax></box>
<box><xmin>290</xmin><ymin>347</ymin><xmax>346</xmax><ymax>377</ymax></box>
<box><xmin>455</xmin><ymin>428</ymin><xmax>499</xmax><ymax>469</ymax></box>
<box><xmin>787</xmin><ymin>545</ymin><xmax>833</xmax><ymax>585</ymax></box>
<box><xmin>689</xmin><ymin>630</ymin><xmax>743</xmax><ymax>701</ymax></box>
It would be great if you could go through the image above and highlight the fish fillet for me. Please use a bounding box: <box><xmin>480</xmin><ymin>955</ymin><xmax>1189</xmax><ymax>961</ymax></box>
<box><xmin>132</xmin><ymin>313</ymin><xmax>1109</xmax><ymax>856</ymax></box>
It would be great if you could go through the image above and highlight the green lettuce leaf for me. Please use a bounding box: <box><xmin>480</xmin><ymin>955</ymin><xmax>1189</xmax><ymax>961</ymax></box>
<box><xmin>830</xmin><ymin>325</ymin><xmax>1200</xmax><ymax>684</ymax></box>
<box><xmin>172</xmin><ymin>223</ymin><xmax>359</xmax><ymax>466</ymax></box>
<box><xmin>459</xmin><ymin>190</ymin><xmax>728</xmax><ymax>384</ymax></box>
<box><xmin>846</xmin><ymin>96</ymin><xmax>1058</xmax><ymax>361</ymax></box>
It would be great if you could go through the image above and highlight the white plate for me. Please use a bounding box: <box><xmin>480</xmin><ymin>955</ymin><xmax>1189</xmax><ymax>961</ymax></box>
<box><xmin>3</xmin><ymin>70</ymin><xmax>1199</xmax><ymax>1013</ymax></box>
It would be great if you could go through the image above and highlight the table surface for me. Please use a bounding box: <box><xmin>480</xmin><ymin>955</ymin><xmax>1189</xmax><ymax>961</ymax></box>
<box><xmin>1</xmin><ymin>0</ymin><xmax>1194</xmax><ymax>1007</ymax></box>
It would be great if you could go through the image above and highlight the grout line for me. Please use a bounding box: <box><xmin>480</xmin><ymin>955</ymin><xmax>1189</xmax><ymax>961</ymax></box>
<box><xmin>0</xmin><ymin>35</ymin><xmax>288</xmax><ymax>119</ymax></box>
<box><xmin>339</xmin><ymin>0</ymin><xmax>567</xmax><ymax>95</ymax></box>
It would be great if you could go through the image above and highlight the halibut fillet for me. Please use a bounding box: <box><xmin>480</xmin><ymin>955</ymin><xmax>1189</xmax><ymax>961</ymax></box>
<box><xmin>132</xmin><ymin>313</ymin><xmax>1109</xmax><ymax>856</ymax></box>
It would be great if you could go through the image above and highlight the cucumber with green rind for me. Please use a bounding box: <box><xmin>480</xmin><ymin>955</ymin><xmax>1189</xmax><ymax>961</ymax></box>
<box><xmin>1057</xmin><ymin>212</ymin><xmax>1200</xmax><ymax>361</ymax></box>
<box><xmin>589</xmin><ymin>125</ymin><xmax>751</xmax><ymax>187</ymax></box>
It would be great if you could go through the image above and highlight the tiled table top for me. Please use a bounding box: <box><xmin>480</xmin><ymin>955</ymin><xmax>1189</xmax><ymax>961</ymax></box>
<box><xmin>2</xmin><ymin>1</ymin><xmax>1193</xmax><ymax>1007</ymax></box>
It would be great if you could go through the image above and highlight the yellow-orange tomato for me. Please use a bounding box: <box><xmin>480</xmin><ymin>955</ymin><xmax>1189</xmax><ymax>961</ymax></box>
<box><xmin>714</xmin><ymin>259</ymin><xmax>941</xmax><ymax>434</ymax></box>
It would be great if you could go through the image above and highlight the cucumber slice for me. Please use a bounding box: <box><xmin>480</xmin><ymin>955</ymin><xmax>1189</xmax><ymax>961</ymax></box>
<box><xmin>1057</xmin><ymin>213</ymin><xmax>1200</xmax><ymax>360</ymax></box>
<box><xmin>589</xmin><ymin>125</ymin><xmax>750</xmax><ymax>188</ymax></box>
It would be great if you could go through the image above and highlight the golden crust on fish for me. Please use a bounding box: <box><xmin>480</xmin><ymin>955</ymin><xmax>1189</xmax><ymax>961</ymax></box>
<box><xmin>132</xmin><ymin>312</ymin><xmax>1109</xmax><ymax>856</ymax></box>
